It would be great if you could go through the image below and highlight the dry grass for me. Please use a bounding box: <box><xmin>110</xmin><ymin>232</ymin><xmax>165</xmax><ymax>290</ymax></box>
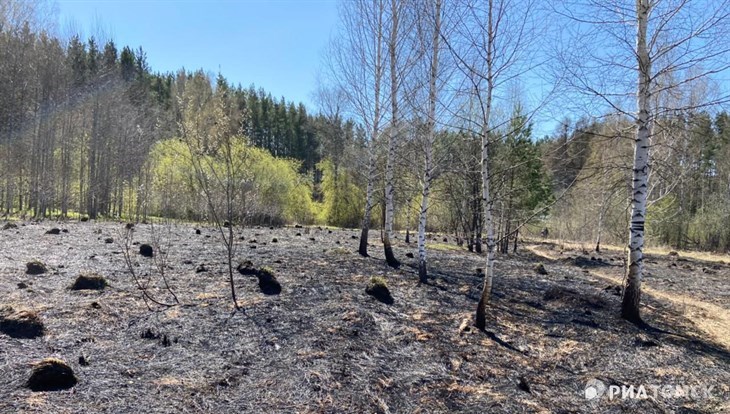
<box><xmin>589</xmin><ymin>267</ymin><xmax>730</xmax><ymax>349</ymax></box>
<box><xmin>531</xmin><ymin>236</ymin><xmax>730</xmax><ymax>264</ymax></box>
<box><xmin>427</xmin><ymin>242</ymin><xmax>465</xmax><ymax>252</ymax></box>
<box><xmin>528</xmin><ymin>243</ymin><xmax>730</xmax><ymax>350</ymax></box>
<box><xmin>644</xmin><ymin>245</ymin><xmax>729</xmax><ymax>264</ymax></box>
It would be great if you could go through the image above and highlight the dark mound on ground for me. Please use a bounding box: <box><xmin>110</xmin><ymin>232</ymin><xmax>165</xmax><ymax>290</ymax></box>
<box><xmin>139</xmin><ymin>244</ymin><xmax>154</xmax><ymax>257</ymax></box>
<box><xmin>2</xmin><ymin>222</ymin><xmax>18</xmax><ymax>230</ymax></box>
<box><xmin>70</xmin><ymin>273</ymin><xmax>107</xmax><ymax>290</ymax></box>
<box><xmin>543</xmin><ymin>285</ymin><xmax>608</xmax><ymax>309</ymax></box>
<box><xmin>26</xmin><ymin>358</ymin><xmax>77</xmax><ymax>391</ymax></box>
<box><xmin>257</xmin><ymin>268</ymin><xmax>282</xmax><ymax>295</ymax></box>
<box><xmin>26</xmin><ymin>260</ymin><xmax>47</xmax><ymax>275</ymax></box>
<box><xmin>0</xmin><ymin>308</ymin><xmax>45</xmax><ymax>339</ymax></box>
<box><xmin>543</xmin><ymin>285</ymin><xmax>579</xmax><ymax>301</ymax></box>
<box><xmin>366</xmin><ymin>277</ymin><xmax>393</xmax><ymax>305</ymax></box>
<box><xmin>45</xmin><ymin>228</ymin><xmax>61</xmax><ymax>235</ymax></box>
<box><xmin>237</xmin><ymin>260</ymin><xmax>257</xmax><ymax>276</ymax></box>
<box><xmin>571</xmin><ymin>256</ymin><xmax>611</xmax><ymax>268</ymax></box>
<box><xmin>534</xmin><ymin>263</ymin><xmax>548</xmax><ymax>275</ymax></box>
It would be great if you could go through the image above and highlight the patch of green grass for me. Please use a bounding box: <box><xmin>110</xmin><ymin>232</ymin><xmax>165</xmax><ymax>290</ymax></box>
<box><xmin>258</xmin><ymin>266</ymin><xmax>276</xmax><ymax>277</ymax></box>
<box><xmin>329</xmin><ymin>247</ymin><xmax>351</xmax><ymax>255</ymax></box>
<box><xmin>369</xmin><ymin>276</ymin><xmax>388</xmax><ymax>288</ymax></box>
<box><xmin>428</xmin><ymin>243</ymin><xmax>463</xmax><ymax>252</ymax></box>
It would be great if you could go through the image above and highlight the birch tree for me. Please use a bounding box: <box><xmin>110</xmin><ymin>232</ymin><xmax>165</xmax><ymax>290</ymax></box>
<box><xmin>415</xmin><ymin>0</ymin><xmax>443</xmax><ymax>282</ymax></box>
<box><xmin>382</xmin><ymin>0</ymin><xmax>409</xmax><ymax>268</ymax></box>
<box><xmin>328</xmin><ymin>0</ymin><xmax>388</xmax><ymax>258</ymax></box>
<box><xmin>555</xmin><ymin>0</ymin><xmax>730</xmax><ymax>324</ymax></box>
<box><xmin>446</xmin><ymin>0</ymin><xmax>544</xmax><ymax>330</ymax></box>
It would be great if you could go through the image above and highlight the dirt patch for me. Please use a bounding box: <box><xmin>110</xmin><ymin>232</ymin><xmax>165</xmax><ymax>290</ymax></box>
<box><xmin>543</xmin><ymin>285</ymin><xmax>607</xmax><ymax>306</ymax></box>
<box><xmin>569</xmin><ymin>255</ymin><xmax>613</xmax><ymax>267</ymax></box>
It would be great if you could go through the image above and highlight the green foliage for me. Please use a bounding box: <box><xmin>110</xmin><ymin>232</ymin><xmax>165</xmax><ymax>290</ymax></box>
<box><xmin>651</xmin><ymin>192</ymin><xmax>730</xmax><ymax>251</ymax></box>
<box><xmin>249</xmin><ymin>146</ymin><xmax>317</xmax><ymax>224</ymax></box>
<box><xmin>369</xmin><ymin>276</ymin><xmax>388</xmax><ymax>289</ymax></box>
<box><xmin>149</xmin><ymin>139</ymin><xmax>198</xmax><ymax>217</ymax></box>
<box><xmin>686</xmin><ymin>195</ymin><xmax>730</xmax><ymax>250</ymax></box>
<box><xmin>499</xmin><ymin>107</ymin><xmax>554</xmax><ymax>213</ymax></box>
<box><xmin>647</xmin><ymin>194</ymin><xmax>681</xmax><ymax>246</ymax></box>
<box><xmin>148</xmin><ymin>138</ymin><xmax>317</xmax><ymax>224</ymax></box>
<box><xmin>317</xmin><ymin>158</ymin><xmax>364</xmax><ymax>228</ymax></box>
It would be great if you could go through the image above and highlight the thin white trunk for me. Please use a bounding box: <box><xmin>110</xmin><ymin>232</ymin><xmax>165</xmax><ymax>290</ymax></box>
<box><xmin>359</xmin><ymin>144</ymin><xmax>377</xmax><ymax>256</ymax></box>
<box><xmin>383</xmin><ymin>0</ymin><xmax>400</xmax><ymax>268</ymax></box>
<box><xmin>417</xmin><ymin>188</ymin><xmax>429</xmax><ymax>278</ymax></box>
<box><xmin>417</xmin><ymin>0</ymin><xmax>441</xmax><ymax>283</ymax></box>
<box><xmin>476</xmin><ymin>0</ymin><xmax>495</xmax><ymax>331</ymax></box>
<box><xmin>358</xmin><ymin>0</ymin><xmax>385</xmax><ymax>258</ymax></box>
<box><xmin>623</xmin><ymin>0</ymin><xmax>651</xmax><ymax>324</ymax></box>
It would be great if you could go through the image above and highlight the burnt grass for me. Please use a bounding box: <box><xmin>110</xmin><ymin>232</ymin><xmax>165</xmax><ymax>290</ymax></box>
<box><xmin>0</xmin><ymin>222</ymin><xmax>729</xmax><ymax>413</ymax></box>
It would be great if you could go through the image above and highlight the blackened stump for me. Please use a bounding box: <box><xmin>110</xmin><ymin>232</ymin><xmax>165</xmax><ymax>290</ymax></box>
<box><xmin>26</xmin><ymin>359</ymin><xmax>77</xmax><ymax>392</ymax></box>
<box><xmin>0</xmin><ymin>309</ymin><xmax>44</xmax><ymax>339</ymax></box>
<box><xmin>257</xmin><ymin>268</ymin><xmax>281</xmax><ymax>295</ymax></box>
<box><xmin>26</xmin><ymin>261</ymin><xmax>47</xmax><ymax>275</ymax></box>
<box><xmin>366</xmin><ymin>278</ymin><xmax>393</xmax><ymax>305</ymax></box>
<box><xmin>139</xmin><ymin>244</ymin><xmax>154</xmax><ymax>257</ymax></box>
<box><xmin>71</xmin><ymin>273</ymin><xmax>107</xmax><ymax>290</ymax></box>
<box><xmin>236</xmin><ymin>261</ymin><xmax>257</xmax><ymax>276</ymax></box>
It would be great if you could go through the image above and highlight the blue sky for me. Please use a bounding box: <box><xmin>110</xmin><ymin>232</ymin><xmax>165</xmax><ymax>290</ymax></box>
<box><xmin>57</xmin><ymin>0</ymin><xmax>340</xmax><ymax>108</ymax></box>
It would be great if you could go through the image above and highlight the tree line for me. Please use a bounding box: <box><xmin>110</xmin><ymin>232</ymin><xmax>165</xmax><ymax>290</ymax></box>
<box><xmin>0</xmin><ymin>4</ymin><xmax>342</xmax><ymax>222</ymax></box>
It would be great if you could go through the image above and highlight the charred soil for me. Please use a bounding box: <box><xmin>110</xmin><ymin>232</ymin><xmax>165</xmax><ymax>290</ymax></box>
<box><xmin>0</xmin><ymin>222</ymin><xmax>728</xmax><ymax>413</ymax></box>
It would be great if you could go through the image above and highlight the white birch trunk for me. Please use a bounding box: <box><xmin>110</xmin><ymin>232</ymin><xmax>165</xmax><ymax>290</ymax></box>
<box><xmin>383</xmin><ymin>0</ymin><xmax>400</xmax><ymax>268</ymax></box>
<box><xmin>359</xmin><ymin>145</ymin><xmax>377</xmax><ymax>256</ymax></box>
<box><xmin>417</xmin><ymin>183</ymin><xmax>430</xmax><ymax>279</ymax></box>
<box><xmin>358</xmin><ymin>0</ymin><xmax>385</xmax><ymax>258</ymax></box>
<box><xmin>417</xmin><ymin>0</ymin><xmax>441</xmax><ymax>283</ymax></box>
<box><xmin>622</xmin><ymin>0</ymin><xmax>652</xmax><ymax>324</ymax></box>
<box><xmin>475</xmin><ymin>0</ymin><xmax>495</xmax><ymax>331</ymax></box>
